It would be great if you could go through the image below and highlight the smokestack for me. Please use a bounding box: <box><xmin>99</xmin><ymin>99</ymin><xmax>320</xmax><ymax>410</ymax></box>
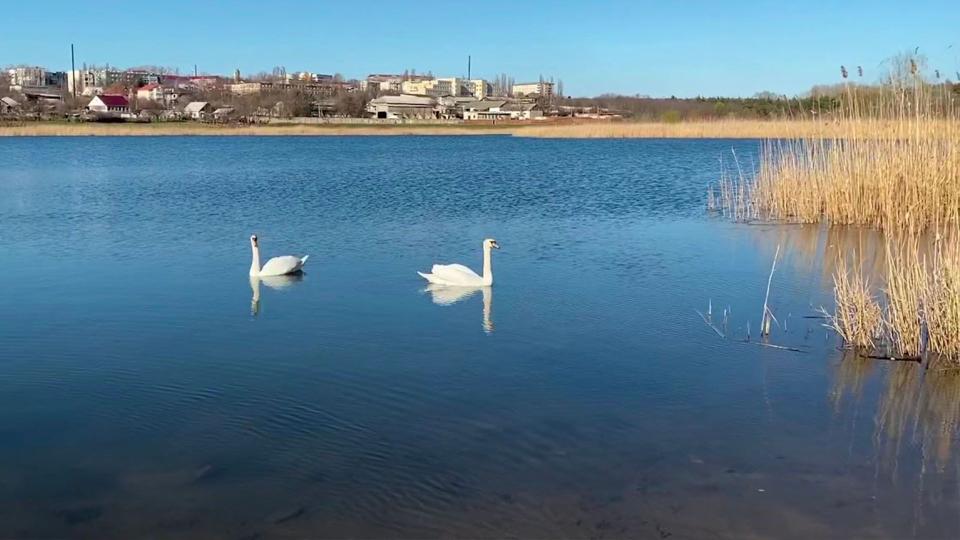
<box><xmin>194</xmin><ymin>64</ymin><xmax>198</xmax><ymax>77</ymax></box>
<box><xmin>70</xmin><ymin>44</ymin><xmax>76</xmax><ymax>99</ymax></box>
<box><xmin>467</xmin><ymin>55</ymin><xmax>471</xmax><ymax>80</ymax></box>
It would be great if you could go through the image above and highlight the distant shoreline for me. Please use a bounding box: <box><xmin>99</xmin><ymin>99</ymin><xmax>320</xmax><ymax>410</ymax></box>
<box><xmin>0</xmin><ymin>121</ymin><xmax>516</xmax><ymax>137</ymax></box>
<box><xmin>3</xmin><ymin>119</ymin><xmax>948</xmax><ymax>139</ymax></box>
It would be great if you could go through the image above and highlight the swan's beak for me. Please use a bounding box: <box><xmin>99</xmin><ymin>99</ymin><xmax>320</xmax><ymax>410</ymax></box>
<box><xmin>492</xmin><ymin>241</ymin><xmax>501</xmax><ymax>249</ymax></box>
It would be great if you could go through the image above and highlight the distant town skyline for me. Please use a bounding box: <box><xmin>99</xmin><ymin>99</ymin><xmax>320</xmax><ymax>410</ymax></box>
<box><xmin>4</xmin><ymin>0</ymin><xmax>958</xmax><ymax>98</ymax></box>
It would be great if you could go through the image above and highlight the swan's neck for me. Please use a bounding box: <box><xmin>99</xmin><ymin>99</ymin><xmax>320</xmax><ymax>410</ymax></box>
<box><xmin>481</xmin><ymin>246</ymin><xmax>493</xmax><ymax>286</ymax></box>
<box><xmin>250</xmin><ymin>244</ymin><xmax>261</xmax><ymax>276</ymax></box>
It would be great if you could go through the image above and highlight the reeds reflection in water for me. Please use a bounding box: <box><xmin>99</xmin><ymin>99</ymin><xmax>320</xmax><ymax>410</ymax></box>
<box><xmin>833</xmin><ymin>352</ymin><xmax>960</xmax><ymax>473</ymax></box>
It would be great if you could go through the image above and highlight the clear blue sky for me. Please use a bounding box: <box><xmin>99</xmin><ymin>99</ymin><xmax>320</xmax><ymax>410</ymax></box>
<box><xmin>4</xmin><ymin>0</ymin><xmax>958</xmax><ymax>97</ymax></box>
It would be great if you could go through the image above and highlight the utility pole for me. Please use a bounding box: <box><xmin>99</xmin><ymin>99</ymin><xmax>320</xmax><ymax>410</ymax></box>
<box><xmin>70</xmin><ymin>44</ymin><xmax>77</xmax><ymax>100</ymax></box>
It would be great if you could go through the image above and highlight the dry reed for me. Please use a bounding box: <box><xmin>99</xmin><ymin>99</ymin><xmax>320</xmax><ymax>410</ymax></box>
<box><xmin>9</xmin><ymin>118</ymin><xmax>958</xmax><ymax>139</ymax></box>
<box><xmin>515</xmin><ymin>118</ymin><xmax>959</xmax><ymax>140</ymax></box>
<box><xmin>829</xmin><ymin>254</ymin><xmax>884</xmax><ymax>349</ymax></box>
<box><xmin>711</xmin><ymin>71</ymin><xmax>960</xmax><ymax>362</ymax></box>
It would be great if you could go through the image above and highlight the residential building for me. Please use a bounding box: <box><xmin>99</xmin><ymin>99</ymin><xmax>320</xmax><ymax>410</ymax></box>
<box><xmin>462</xmin><ymin>99</ymin><xmax>541</xmax><ymax>120</ymax></box>
<box><xmin>161</xmin><ymin>87</ymin><xmax>186</xmax><ymax>106</ymax></box>
<box><xmin>183</xmin><ymin>101</ymin><xmax>211</xmax><ymax>119</ymax></box>
<box><xmin>229</xmin><ymin>82</ymin><xmax>264</xmax><ymax>95</ymax></box>
<box><xmin>87</xmin><ymin>94</ymin><xmax>130</xmax><ymax>114</ymax></box>
<box><xmin>400</xmin><ymin>77</ymin><xmax>473</xmax><ymax>97</ymax></box>
<box><xmin>44</xmin><ymin>72</ymin><xmax>67</xmax><ymax>89</ymax></box>
<box><xmin>400</xmin><ymin>78</ymin><xmax>435</xmax><ymax>96</ymax></box>
<box><xmin>366</xmin><ymin>94</ymin><xmax>437</xmax><ymax>119</ymax></box>
<box><xmin>433</xmin><ymin>77</ymin><xmax>461</xmax><ymax>96</ymax></box>
<box><xmin>363</xmin><ymin>74</ymin><xmax>404</xmax><ymax>93</ymax></box>
<box><xmin>462</xmin><ymin>99</ymin><xmax>509</xmax><ymax>120</ymax></box>
<box><xmin>9</xmin><ymin>66</ymin><xmax>46</xmax><ymax>88</ymax></box>
<box><xmin>288</xmin><ymin>72</ymin><xmax>334</xmax><ymax>83</ymax></box>
<box><xmin>227</xmin><ymin>81</ymin><xmax>346</xmax><ymax>97</ymax></box>
<box><xmin>136</xmin><ymin>83</ymin><xmax>163</xmax><ymax>103</ymax></box>
<box><xmin>512</xmin><ymin>81</ymin><xmax>554</xmax><ymax>98</ymax></box>
<box><xmin>465</xmin><ymin>79</ymin><xmax>492</xmax><ymax>100</ymax></box>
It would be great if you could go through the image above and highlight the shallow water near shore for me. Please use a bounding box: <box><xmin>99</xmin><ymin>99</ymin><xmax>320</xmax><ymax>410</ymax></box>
<box><xmin>1</xmin><ymin>136</ymin><xmax>958</xmax><ymax>539</ymax></box>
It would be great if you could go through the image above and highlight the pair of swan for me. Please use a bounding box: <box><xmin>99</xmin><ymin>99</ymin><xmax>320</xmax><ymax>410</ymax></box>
<box><xmin>250</xmin><ymin>234</ymin><xmax>501</xmax><ymax>287</ymax></box>
<box><xmin>249</xmin><ymin>235</ymin><xmax>499</xmax><ymax>331</ymax></box>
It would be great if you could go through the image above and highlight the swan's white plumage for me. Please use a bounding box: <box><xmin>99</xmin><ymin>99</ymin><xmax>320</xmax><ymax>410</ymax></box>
<box><xmin>418</xmin><ymin>239</ymin><xmax>499</xmax><ymax>286</ymax></box>
<box><xmin>259</xmin><ymin>255</ymin><xmax>308</xmax><ymax>277</ymax></box>
<box><xmin>250</xmin><ymin>235</ymin><xmax>308</xmax><ymax>277</ymax></box>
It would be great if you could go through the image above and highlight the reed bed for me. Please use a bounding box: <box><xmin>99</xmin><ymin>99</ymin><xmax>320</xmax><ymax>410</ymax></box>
<box><xmin>8</xmin><ymin>118</ymin><xmax>955</xmax><ymax>139</ymax></box>
<box><xmin>514</xmin><ymin>118</ymin><xmax>946</xmax><ymax>139</ymax></box>
<box><xmin>711</xmin><ymin>73</ymin><xmax>960</xmax><ymax>364</ymax></box>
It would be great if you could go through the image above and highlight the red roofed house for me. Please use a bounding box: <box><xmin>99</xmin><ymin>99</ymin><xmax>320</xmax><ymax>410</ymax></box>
<box><xmin>136</xmin><ymin>83</ymin><xmax>162</xmax><ymax>103</ymax></box>
<box><xmin>87</xmin><ymin>94</ymin><xmax>130</xmax><ymax>114</ymax></box>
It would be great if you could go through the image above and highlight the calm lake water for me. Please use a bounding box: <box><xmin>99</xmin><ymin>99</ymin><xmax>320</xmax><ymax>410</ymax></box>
<box><xmin>1</xmin><ymin>136</ymin><xmax>958</xmax><ymax>539</ymax></box>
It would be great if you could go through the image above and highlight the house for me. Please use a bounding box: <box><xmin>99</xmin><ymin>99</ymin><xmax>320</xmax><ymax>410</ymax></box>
<box><xmin>511</xmin><ymin>81</ymin><xmax>554</xmax><ymax>98</ymax></box>
<box><xmin>212</xmin><ymin>107</ymin><xmax>235</xmax><ymax>121</ymax></box>
<box><xmin>502</xmin><ymin>102</ymin><xmax>543</xmax><ymax>120</ymax></box>
<box><xmin>462</xmin><ymin>99</ymin><xmax>541</xmax><ymax>121</ymax></box>
<box><xmin>87</xmin><ymin>94</ymin><xmax>130</xmax><ymax>114</ymax></box>
<box><xmin>183</xmin><ymin>101</ymin><xmax>211</xmax><ymax>120</ymax></box>
<box><xmin>366</xmin><ymin>94</ymin><xmax>437</xmax><ymax>119</ymax></box>
<box><xmin>136</xmin><ymin>83</ymin><xmax>163</xmax><ymax>103</ymax></box>
<box><xmin>462</xmin><ymin>99</ymin><xmax>510</xmax><ymax>120</ymax></box>
<box><xmin>0</xmin><ymin>97</ymin><xmax>20</xmax><ymax>114</ymax></box>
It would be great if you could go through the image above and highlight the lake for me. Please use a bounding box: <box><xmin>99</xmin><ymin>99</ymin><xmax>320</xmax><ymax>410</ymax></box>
<box><xmin>1</xmin><ymin>136</ymin><xmax>957</xmax><ymax>539</ymax></box>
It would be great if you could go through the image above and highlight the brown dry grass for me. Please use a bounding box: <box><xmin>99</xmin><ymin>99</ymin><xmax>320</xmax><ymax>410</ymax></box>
<box><xmin>7</xmin><ymin>118</ymin><xmax>960</xmax><ymax>139</ymax></box>
<box><xmin>0</xmin><ymin>122</ymin><xmax>515</xmax><ymax>137</ymax></box>
<box><xmin>515</xmin><ymin>118</ymin><xmax>960</xmax><ymax>139</ymax></box>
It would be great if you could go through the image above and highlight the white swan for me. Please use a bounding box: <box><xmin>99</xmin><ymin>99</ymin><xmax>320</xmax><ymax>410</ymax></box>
<box><xmin>249</xmin><ymin>234</ymin><xmax>309</xmax><ymax>277</ymax></box>
<box><xmin>418</xmin><ymin>238</ymin><xmax>500</xmax><ymax>286</ymax></box>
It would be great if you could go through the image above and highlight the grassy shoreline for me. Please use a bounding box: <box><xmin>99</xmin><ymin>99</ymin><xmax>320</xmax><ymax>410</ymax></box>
<box><xmin>6</xmin><ymin>119</ymin><xmax>952</xmax><ymax>138</ymax></box>
<box><xmin>0</xmin><ymin>121</ymin><xmax>517</xmax><ymax>137</ymax></box>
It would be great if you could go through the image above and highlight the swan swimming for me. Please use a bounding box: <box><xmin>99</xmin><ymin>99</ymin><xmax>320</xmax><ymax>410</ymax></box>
<box><xmin>249</xmin><ymin>234</ymin><xmax>309</xmax><ymax>277</ymax></box>
<box><xmin>418</xmin><ymin>238</ymin><xmax>500</xmax><ymax>286</ymax></box>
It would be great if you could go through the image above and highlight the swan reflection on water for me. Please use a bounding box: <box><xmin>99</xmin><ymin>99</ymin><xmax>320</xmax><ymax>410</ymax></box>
<box><xmin>424</xmin><ymin>284</ymin><xmax>494</xmax><ymax>334</ymax></box>
<box><xmin>249</xmin><ymin>273</ymin><xmax>304</xmax><ymax>316</ymax></box>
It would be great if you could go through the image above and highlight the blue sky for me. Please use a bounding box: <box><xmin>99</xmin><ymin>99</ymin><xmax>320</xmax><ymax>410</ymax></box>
<box><xmin>3</xmin><ymin>0</ymin><xmax>958</xmax><ymax>97</ymax></box>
